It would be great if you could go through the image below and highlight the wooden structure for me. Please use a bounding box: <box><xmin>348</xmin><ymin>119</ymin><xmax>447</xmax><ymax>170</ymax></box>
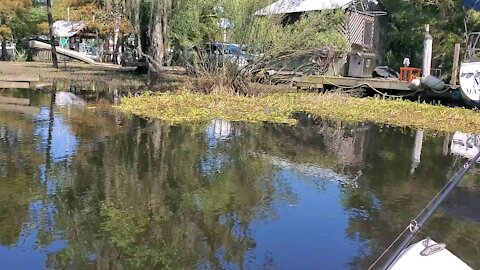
<box><xmin>30</xmin><ymin>40</ymin><xmax>95</xmax><ymax>64</ymax></box>
<box><xmin>294</xmin><ymin>75</ymin><xmax>413</xmax><ymax>92</ymax></box>
<box><xmin>0</xmin><ymin>96</ymin><xmax>30</xmax><ymax>106</ymax></box>
<box><xmin>0</xmin><ymin>104</ymin><xmax>39</xmax><ymax>115</ymax></box>
<box><xmin>293</xmin><ymin>75</ymin><xmax>461</xmax><ymax>100</ymax></box>
<box><xmin>256</xmin><ymin>0</ymin><xmax>387</xmax><ymax>76</ymax></box>
<box><xmin>0</xmin><ymin>74</ymin><xmax>40</xmax><ymax>89</ymax></box>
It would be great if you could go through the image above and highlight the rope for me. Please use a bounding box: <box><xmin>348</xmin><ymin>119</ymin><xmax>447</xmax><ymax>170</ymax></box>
<box><xmin>429</xmin><ymin>85</ymin><xmax>452</xmax><ymax>94</ymax></box>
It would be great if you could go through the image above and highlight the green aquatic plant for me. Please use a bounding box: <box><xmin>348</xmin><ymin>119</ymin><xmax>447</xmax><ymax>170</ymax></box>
<box><xmin>117</xmin><ymin>91</ymin><xmax>480</xmax><ymax>134</ymax></box>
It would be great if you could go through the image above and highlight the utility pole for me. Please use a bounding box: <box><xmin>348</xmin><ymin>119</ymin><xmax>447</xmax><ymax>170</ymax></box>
<box><xmin>47</xmin><ymin>0</ymin><xmax>58</xmax><ymax>68</ymax></box>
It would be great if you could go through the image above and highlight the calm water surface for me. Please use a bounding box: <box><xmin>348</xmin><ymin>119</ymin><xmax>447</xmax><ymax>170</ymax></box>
<box><xmin>0</xmin><ymin>89</ymin><xmax>479</xmax><ymax>269</ymax></box>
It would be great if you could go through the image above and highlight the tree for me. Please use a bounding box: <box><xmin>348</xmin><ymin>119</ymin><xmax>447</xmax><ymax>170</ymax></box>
<box><xmin>46</xmin><ymin>0</ymin><xmax>58</xmax><ymax>67</ymax></box>
<box><xmin>0</xmin><ymin>0</ymin><xmax>32</xmax><ymax>60</ymax></box>
<box><xmin>381</xmin><ymin>0</ymin><xmax>465</xmax><ymax>76</ymax></box>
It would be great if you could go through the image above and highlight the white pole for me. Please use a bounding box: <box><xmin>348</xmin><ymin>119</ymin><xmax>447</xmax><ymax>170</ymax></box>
<box><xmin>422</xmin><ymin>24</ymin><xmax>433</xmax><ymax>77</ymax></box>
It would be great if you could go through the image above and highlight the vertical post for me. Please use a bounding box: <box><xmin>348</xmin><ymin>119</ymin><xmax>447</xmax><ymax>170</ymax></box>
<box><xmin>450</xmin><ymin>43</ymin><xmax>461</xmax><ymax>85</ymax></box>
<box><xmin>422</xmin><ymin>24</ymin><xmax>432</xmax><ymax>77</ymax></box>
<box><xmin>47</xmin><ymin>0</ymin><xmax>58</xmax><ymax>68</ymax></box>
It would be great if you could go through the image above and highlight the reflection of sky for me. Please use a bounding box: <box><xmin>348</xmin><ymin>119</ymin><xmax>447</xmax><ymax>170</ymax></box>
<box><xmin>0</xmin><ymin>106</ymin><xmax>74</xmax><ymax>269</ymax></box>
<box><xmin>0</xmin><ymin>201</ymin><xmax>67</xmax><ymax>270</ymax></box>
<box><xmin>34</xmin><ymin>107</ymin><xmax>77</xmax><ymax>162</ymax></box>
<box><xmin>202</xmin><ymin>120</ymin><xmax>237</xmax><ymax>176</ymax></box>
<box><xmin>206</xmin><ymin>120</ymin><xmax>237</xmax><ymax>147</ymax></box>
<box><xmin>248</xmin><ymin>169</ymin><xmax>359</xmax><ymax>270</ymax></box>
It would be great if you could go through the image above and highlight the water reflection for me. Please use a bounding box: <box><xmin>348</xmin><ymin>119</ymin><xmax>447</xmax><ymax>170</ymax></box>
<box><xmin>0</xmin><ymin>91</ymin><xmax>479</xmax><ymax>269</ymax></box>
<box><xmin>451</xmin><ymin>132</ymin><xmax>480</xmax><ymax>160</ymax></box>
<box><xmin>55</xmin><ymin>92</ymin><xmax>86</xmax><ymax>108</ymax></box>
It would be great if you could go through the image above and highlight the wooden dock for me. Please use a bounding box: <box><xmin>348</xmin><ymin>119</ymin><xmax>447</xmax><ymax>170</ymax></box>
<box><xmin>293</xmin><ymin>75</ymin><xmax>413</xmax><ymax>92</ymax></box>
<box><xmin>0</xmin><ymin>74</ymin><xmax>40</xmax><ymax>89</ymax></box>
<box><xmin>293</xmin><ymin>75</ymin><xmax>462</xmax><ymax>100</ymax></box>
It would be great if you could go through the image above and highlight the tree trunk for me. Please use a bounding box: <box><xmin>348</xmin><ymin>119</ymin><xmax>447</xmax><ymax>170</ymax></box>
<box><xmin>135</xmin><ymin>0</ymin><xmax>142</xmax><ymax>57</ymax></box>
<box><xmin>46</xmin><ymin>0</ymin><xmax>58</xmax><ymax>68</ymax></box>
<box><xmin>162</xmin><ymin>0</ymin><xmax>171</xmax><ymax>66</ymax></box>
<box><xmin>148</xmin><ymin>13</ymin><xmax>164</xmax><ymax>84</ymax></box>
<box><xmin>151</xmin><ymin>15</ymin><xmax>165</xmax><ymax>66</ymax></box>
<box><xmin>1</xmin><ymin>37</ymin><xmax>7</xmax><ymax>61</ymax></box>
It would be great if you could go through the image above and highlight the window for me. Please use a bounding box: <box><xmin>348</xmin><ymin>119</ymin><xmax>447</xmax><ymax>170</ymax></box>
<box><xmin>363</xmin><ymin>21</ymin><xmax>374</xmax><ymax>47</ymax></box>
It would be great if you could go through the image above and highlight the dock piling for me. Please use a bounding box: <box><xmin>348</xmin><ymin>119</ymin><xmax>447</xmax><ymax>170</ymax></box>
<box><xmin>450</xmin><ymin>43</ymin><xmax>461</xmax><ymax>86</ymax></box>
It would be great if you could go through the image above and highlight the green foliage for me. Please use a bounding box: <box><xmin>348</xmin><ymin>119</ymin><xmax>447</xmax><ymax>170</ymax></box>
<box><xmin>381</xmin><ymin>0</ymin><xmax>465</xmax><ymax>75</ymax></box>
<box><xmin>10</xmin><ymin>6</ymin><xmax>46</xmax><ymax>39</ymax></box>
<box><xmin>169</xmin><ymin>0</ymin><xmax>219</xmax><ymax>48</ymax></box>
<box><xmin>13</xmin><ymin>49</ymin><xmax>27</xmax><ymax>61</ymax></box>
<box><xmin>265</xmin><ymin>11</ymin><xmax>349</xmax><ymax>57</ymax></box>
<box><xmin>169</xmin><ymin>0</ymin><xmax>348</xmax><ymax>60</ymax></box>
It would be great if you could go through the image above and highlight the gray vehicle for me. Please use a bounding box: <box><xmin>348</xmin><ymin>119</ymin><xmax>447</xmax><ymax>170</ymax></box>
<box><xmin>182</xmin><ymin>42</ymin><xmax>252</xmax><ymax>74</ymax></box>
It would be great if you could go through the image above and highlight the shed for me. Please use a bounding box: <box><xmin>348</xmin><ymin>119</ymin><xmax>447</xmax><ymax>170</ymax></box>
<box><xmin>256</xmin><ymin>0</ymin><xmax>384</xmax><ymax>53</ymax></box>
<box><xmin>53</xmin><ymin>21</ymin><xmax>87</xmax><ymax>38</ymax></box>
<box><xmin>255</xmin><ymin>0</ymin><xmax>353</xmax><ymax>15</ymax></box>
<box><xmin>255</xmin><ymin>0</ymin><xmax>386</xmax><ymax>76</ymax></box>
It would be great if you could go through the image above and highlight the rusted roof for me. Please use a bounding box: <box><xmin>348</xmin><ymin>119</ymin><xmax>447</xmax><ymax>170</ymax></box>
<box><xmin>255</xmin><ymin>0</ymin><xmax>353</xmax><ymax>15</ymax></box>
<box><xmin>53</xmin><ymin>21</ymin><xmax>87</xmax><ymax>38</ymax></box>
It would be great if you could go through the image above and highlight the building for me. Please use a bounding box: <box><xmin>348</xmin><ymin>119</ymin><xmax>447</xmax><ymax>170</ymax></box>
<box><xmin>255</xmin><ymin>0</ymin><xmax>386</xmax><ymax>76</ymax></box>
<box><xmin>0</xmin><ymin>42</ymin><xmax>16</xmax><ymax>59</ymax></box>
<box><xmin>33</xmin><ymin>21</ymin><xmax>100</xmax><ymax>62</ymax></box>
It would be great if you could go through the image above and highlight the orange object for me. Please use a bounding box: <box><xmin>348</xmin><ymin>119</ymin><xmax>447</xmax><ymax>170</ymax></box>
<box><xmin>400</xmin><ymin>67</ymin><xmax>422</xmax><ymax>82</ymax></box>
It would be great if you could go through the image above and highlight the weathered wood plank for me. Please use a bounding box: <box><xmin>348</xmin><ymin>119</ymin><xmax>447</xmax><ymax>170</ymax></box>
<box><xmin>0</xmin><ymin>81</ymin><xmax>31</xmax><ymax>89</ymax></box>
<box><xmin>0</xmin><ymin>104</ymin><xmax>39</xmax><ymax>115</ymax></box>
<box><xmin>0</xmin><ymin>96</ymin><xmax>30</xmax><ymax>106</ymax></box>
<box><xmin>0</xmin><ymin>74</ymin><xmax>40</xmax><ymax>82</ymax></box>
<box><xmin>296</xmin><ymin>76</ymin><xmax>413</xmax><ymax>91</ymax></box>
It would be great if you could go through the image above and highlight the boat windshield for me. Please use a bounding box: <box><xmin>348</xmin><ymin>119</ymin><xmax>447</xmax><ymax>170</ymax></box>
<box><xmin>465</xmin><ymin>32</ymin><xmax>480</xmax><ymax>59</ymax></box>
<box><xmin>463</xmin><ymin>1</ymin><xmax>480</xmax><ymax>59</ymax></box>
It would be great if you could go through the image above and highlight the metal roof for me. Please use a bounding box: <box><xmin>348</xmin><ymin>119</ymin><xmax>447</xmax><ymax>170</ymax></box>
<box><xmin>53</xmin><ymin>21</ymin><xmax>87</xmax><ymax>38</ymax></box>
<box><xmin>255</xmin><ymin>0</ymin><xmax>353</xmax><ymax>15</ymax></box>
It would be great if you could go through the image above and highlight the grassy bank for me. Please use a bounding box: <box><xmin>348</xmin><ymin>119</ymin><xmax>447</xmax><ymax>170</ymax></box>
<box><xmin>118</xmin><ymin>92</ymin><xmax>480</xmax><ymax>133</ymax></box>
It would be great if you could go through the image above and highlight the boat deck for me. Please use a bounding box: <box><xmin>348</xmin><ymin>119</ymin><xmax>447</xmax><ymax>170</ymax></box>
<box><xmin>293</xmin><ymin>75</ymin><xmax>413</xmax><ymax>92</ymax></box>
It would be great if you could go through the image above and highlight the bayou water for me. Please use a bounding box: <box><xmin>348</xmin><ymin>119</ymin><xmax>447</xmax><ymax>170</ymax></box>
<box><xmin>0</xmin><ymin>89</ymin><xmax>479</xmax><ymax>269</ymax></box>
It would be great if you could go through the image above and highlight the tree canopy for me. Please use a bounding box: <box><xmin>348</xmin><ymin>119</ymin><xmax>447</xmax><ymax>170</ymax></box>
<box><xmin>2</xmin><ymin>0</ymin><xmax>480</xmax><ymax>77</ymax></box>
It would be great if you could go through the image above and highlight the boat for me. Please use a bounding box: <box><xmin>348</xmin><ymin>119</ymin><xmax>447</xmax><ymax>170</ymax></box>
<box><xmin>388</xmin><ymin>238</ymin><xmax>472</xmax><ymax>269</ymax></box>
<box><xmin>459</xmin><ymin>0</ymin><xmax>480</xmax><ymax>107</ymax></box>
<box><xmin>370</xmin><ymin>149</ymin><xmax>480</xmax><ymax>269</ymax></box>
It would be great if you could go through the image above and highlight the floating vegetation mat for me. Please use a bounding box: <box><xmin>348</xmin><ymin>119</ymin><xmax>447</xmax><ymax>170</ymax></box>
<box><xmin>117</xmin><ymin>92</ymin><xmax>480</xmax><ymax>133</ymax></box>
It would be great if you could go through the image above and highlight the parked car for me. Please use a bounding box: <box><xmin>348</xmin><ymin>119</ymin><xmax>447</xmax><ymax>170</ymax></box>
<box><xmin>182</xmin><ymin>42</ymin><xmax>253</xmax><ymax>74</ymax></box>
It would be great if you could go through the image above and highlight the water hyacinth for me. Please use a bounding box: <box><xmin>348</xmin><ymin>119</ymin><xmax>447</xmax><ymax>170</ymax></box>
<box><xmin>117</xmin><ymin>92</ymin><xmax>480</xmax><ymax>133</ymax></box>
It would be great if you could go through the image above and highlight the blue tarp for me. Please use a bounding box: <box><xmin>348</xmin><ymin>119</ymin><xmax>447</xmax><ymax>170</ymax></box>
<box><xmin>464</xmin><ymin>0</ymin><xmax>480</xmax><ymax>11</ymax></box>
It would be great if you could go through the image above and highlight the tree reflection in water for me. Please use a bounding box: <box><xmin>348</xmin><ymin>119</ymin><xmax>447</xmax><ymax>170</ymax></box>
<box><xmin>0</xmin><ymin>99</ymin><xmax>480</xmax><ymax>269</ymax></box>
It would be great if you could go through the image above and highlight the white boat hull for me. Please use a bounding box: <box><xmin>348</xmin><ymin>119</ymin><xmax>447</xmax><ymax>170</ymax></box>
<box><xmin>388</xmin><ymin>238</ymin><xmax>472</xmax><ymax>270</ymax></box>
<box><xmin>460</xmin><ymin>61</ymin><xmax>480</xmax><ymax>107</ymax></box>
